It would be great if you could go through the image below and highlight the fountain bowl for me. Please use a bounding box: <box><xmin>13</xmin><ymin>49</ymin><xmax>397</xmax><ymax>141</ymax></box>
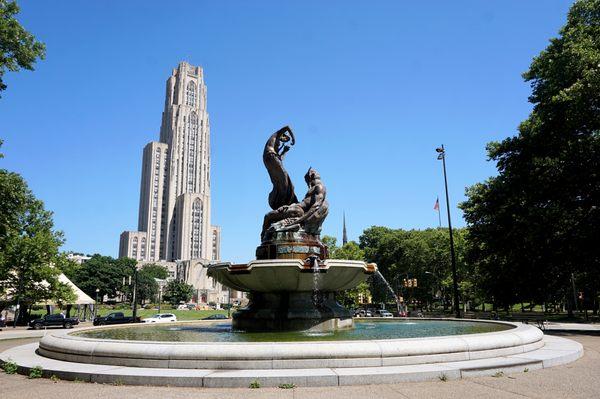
<box><xmin>208</xmin><ymin>259</ymin><xmax>376</xmax><ymax>332</ymax></box>
<box><xmin>207</xmin><ymin>259</ymin><xmax>376</xmax><ymax>292</ymax></box>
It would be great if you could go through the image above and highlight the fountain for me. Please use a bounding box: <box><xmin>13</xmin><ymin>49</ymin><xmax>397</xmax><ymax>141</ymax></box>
<box><xmin>208</xmin><ymin>126</ymin><xmax>376</xmax><ymax>332</ymax></box>
<box><xmin>0</xmin><ymin>126</ymin><xmax>583</xmax><ymax>387</ymax></box>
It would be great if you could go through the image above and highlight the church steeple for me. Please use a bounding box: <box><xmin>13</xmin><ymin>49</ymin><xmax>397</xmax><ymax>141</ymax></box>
<box><xmin>342</xmin><ymin>212</ymin><xmax>348</xmax><ymax>245</ymax></box>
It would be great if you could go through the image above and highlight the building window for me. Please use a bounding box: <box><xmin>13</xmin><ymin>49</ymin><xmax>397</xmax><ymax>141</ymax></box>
<box><xmin>186</xmin><ymin>112</ymin><xmax>199</xmax><ymax>192</ymax></box>
<box><xmin>190</xmin><ymin>198</ymin><xmax>203</xmax><ymax>258</ymax></box>
<box><xmin>186</xmin><ymin>81</ymin><xmax>196</xmax><ymax>107</ymax></box>
<box><xmin>132</xmin><ymin>237</ymin><xmax>138</xmax><ymax>258</ymax></box>
<box><xmin>140</xmin><ymin>237</ymin><xmax>146</xmax><ymax>258</ymax></box>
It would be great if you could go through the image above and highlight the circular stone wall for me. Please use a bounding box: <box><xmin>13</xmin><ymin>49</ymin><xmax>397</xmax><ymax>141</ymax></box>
<box><xmin>37</xmin><ymin>320</ymin><xmax>544</xmax><ymax>370</ymax></box>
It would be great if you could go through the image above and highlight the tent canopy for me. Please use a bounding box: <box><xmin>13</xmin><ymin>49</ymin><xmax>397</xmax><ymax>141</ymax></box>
<box><xmin>37</xmin><ymin>273</ymin><xmax>96</xmax><ymax>306</ymax></box>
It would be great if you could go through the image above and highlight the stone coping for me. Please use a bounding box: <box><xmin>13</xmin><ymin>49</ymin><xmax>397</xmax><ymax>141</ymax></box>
<box><xmin>35</xmin><ymin>319</ymin><xmax>544</xmax><ymax>369</ymax></box>
<box><xmin>0</xmin><ymin>335</ymin><xmax>583</xmax><ymax>387</ymax></box>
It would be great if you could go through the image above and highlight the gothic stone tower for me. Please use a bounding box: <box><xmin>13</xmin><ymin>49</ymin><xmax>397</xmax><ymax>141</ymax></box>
<box><xmin>119</xmin><ymin>62</ymin><xmax>220</xmax><ymax>262</ymax></box>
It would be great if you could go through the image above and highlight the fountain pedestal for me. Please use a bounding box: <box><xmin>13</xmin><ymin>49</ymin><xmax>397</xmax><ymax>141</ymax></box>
<box><xmin>207</xmin><ymin>259</ymin><xmax>376</xmax><ymax>332</ymax></box>
<box><xmin>233</xmin><ymin>291</ymin><xmax>353</xmax><ymax>332</ymax></box>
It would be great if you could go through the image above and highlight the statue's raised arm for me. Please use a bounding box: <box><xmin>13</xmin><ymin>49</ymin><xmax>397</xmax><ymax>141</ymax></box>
<box><xmin>263</xmin><ymin>126</ymin><xmax>298</xmax><ymax>210</ymax></box>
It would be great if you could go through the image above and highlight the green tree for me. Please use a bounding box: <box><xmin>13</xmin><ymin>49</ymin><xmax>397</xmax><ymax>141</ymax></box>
<box><xmin>163</xmin><ymin>280</ymin><xmax>194</xmax><ymax>306</ymax></box>
<box><xmin>358</xmin><ymin>226</ymin><xmax>469</xmax><ymax>310</ymax></box>
<box><xmin>66</xmin><ymin>255</ymin><xmax>135</xmax><ymax>302</ymax></box>
<box><xmin>134</xmin><ymin>264</ymin><xmax>168</xmax><ymax>304</ymax></box>
<box><xmin>0</xmin><ymin>168</ymin><xmax>74</xmax><ymax>320</ymax></box>
<box><xmin>0</xmin><ymin>0</ymin><xmax>46</xmax><ymax>95</ymax></box>
<box><xmin>139</xmin><ymin>263</ymin><xmax>168</xmax><ymax>280</ymax></box>
<box><xmin>460</xmin><ymin>0</ymin><xmax>600</xmax><ymax>313</ymax></box>
<box><xmin>323</xmin><ymin>237</ymin><xmax>371</xmax><ymax>307</ymax></box>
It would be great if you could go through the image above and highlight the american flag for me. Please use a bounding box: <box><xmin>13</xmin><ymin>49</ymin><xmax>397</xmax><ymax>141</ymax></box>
<box><xmin>434</xmin><ymin>197</ymin><xmax>440</xmax><ymax>211</ymax></box>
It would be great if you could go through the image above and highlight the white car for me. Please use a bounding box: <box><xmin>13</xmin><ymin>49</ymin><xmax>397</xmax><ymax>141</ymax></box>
<box><xmin>143</xmin><ymin>313</ymin><xmax>177</xmax><ymax>323</ymax></box>
<box><xmin>375</xmin><ymin>310</ymin><xmax>394</xmax><ymax>318</ymax></box>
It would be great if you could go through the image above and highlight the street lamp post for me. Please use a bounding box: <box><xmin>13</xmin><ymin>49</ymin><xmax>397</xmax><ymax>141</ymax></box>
<box><xmin>95</xmin><ymin>288</ymin><xmax>100</xmax><ymax>319</ymax></box>
<box><xmin>132</xmin><ymin>268</ymin><xmax>139</xmax><ymax>323</ymax></box>
<box><xmin>436</xmin><ymin>145</ymin><xmax>461</xmax><ymax>318</ymax></box>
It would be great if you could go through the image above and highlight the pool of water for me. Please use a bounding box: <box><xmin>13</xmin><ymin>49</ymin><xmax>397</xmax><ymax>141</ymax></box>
<box><xmin>74</xmin><ymin>319</ymin><xmax>512</xmax><ymax>342</ymax></box>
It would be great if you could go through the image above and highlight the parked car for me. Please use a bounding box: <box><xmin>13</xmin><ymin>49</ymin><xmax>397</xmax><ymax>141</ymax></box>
<box><xmin>354</xmin><ymin>309</ymin><xmax>373</xmax><ymax>317</ymax></box>
<box><xmin>176</xmin><ymin>304</ymin><xmax>190</xmax><ymax>310</ymax></box>
<box><xmin>202</xmin><ymin>314</ymin><xmax>228</xmax><ymax>320</ymax></box>
<box><xmin>29</xmin><ymin>314</ymin><xmax>79</xmax><ymax>330</ymax></box>
<box><xmin>143</xmin><ymin>313</ymin><xmax>177</xmax><ymax>323</ymax></box>
<box><xmin>375</xmin><ymin>310</ymin><xmax>394</xmax><ymax>318</ymax></box>
<box><xmin>93</xmin><ymin>312</ymin><xmax>135</xmax><ymax>326</ymax></box>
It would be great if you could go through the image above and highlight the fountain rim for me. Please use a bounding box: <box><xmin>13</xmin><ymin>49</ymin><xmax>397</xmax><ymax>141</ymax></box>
<box><xmin>36</xmin><ymin>319</ymin><xmax>544</xmax><ymax>371</ymax></box>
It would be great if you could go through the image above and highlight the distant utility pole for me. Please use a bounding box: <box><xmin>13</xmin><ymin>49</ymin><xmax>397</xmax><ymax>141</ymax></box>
<box><xmin>436</xmin><ymin>145</ymin><xmax>461</xmax><ymax>318</ymax></box>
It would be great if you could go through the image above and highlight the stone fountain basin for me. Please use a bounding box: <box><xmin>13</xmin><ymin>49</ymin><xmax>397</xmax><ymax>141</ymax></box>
<box><xmin>207</xmin><ymin>259</ymin><xmax>375</xmax><ymax>293</ymax></box>
<box><xmin>35</xmin><ymin>320</ymin><xmax>545</xmax><ymax>370</ymax></box>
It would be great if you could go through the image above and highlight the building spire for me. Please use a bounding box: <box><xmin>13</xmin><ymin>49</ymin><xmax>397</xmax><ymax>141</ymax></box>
<box><xmin>342</xmin><ymin>211</ymin><xmax>348</xmax><ymax>245</ymax></box>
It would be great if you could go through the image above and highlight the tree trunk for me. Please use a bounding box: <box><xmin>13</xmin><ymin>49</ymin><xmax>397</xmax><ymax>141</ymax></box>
<box><xmin>567</xmin><ymin>297</ymin><xmax>574</xmax><ymax>318</ymax></box>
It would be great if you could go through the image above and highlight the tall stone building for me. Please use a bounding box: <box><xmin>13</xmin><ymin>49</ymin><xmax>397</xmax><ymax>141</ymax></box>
<box><xmin>119</xmin><ymin>62</ymin><xmax>220</xmax><ymax>263</ymax></box>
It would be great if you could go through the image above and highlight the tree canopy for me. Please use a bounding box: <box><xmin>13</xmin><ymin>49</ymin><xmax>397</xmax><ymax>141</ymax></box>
<box><xmin>0</xmin><ymin>165</ymin><xmax>75</xmax><ymax>315</ymax></box>
<box><xmin>65</xmin><ymin>255</ymin><xmax>135</xmax><ymax>302</ymax></box>
<box><xmin>0</xmin><ymin>0</ymin><xmax>46</xmax><ymax>95</ymax></box>
<box><xmin>163</xmin><ymin>280</ymin><xmax>194</xmax><ymax>306</ymax></box>
<box><xmin>460</xmin><ymin>0</ymin><xmax>600</xmax><ymax>311</ymax></box>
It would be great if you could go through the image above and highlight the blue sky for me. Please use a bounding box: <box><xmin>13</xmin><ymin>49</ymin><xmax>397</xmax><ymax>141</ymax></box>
<box><xmin>1</xmin><ymin>1</ymin><xmax>573</xmax><ymax>262</ymax></box>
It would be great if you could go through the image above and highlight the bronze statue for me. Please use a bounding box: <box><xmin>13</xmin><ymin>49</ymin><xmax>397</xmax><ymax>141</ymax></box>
<box><xmin>261</xmin><ymin>127</ymin><xmax>329</xmax><ymax>241</ymax></box>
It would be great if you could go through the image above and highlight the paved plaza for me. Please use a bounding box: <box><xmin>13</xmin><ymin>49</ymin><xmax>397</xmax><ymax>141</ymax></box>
<box><xmin>0</xmin><ymin>330</ymin><xmax>598</xmax><ymax>399</ymax></box>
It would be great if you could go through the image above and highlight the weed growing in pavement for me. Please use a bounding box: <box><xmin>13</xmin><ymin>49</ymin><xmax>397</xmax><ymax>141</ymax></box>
<box><xmin>249</xmin><ymin>379</ymin><xmax>261</xmax><ymax>388</ymax></box>
<box><xmin>2</xmin><ymin>360</ymin><xmax>17</xmax><ymax>374</ymax></box>
<box><xmin>28</xmin><ymin>366</ymin><xmax>43</xmax><ymax>379</ymax></box>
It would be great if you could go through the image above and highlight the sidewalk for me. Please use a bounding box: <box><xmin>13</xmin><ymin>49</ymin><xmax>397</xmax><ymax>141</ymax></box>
<box><xmin>545</xmin><ymin>322</ymin><xmax>600</xmax><ymax>332</ymax></box>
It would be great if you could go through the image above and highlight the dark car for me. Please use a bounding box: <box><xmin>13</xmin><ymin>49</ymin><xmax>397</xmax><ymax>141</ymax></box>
<box><xmin>202</xmin><ymin>314</ymin><xmax>228</xmax><ymax>320</ymax></box>
<box><xmin>29</xmin><ymin>314</ymin><xmax>79</xmax><ymax>330</ymax></box>
<box><xmin>93</xmin><ymin>312</ymin><xmax>135</xmax><ymax>326</ymax></box>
